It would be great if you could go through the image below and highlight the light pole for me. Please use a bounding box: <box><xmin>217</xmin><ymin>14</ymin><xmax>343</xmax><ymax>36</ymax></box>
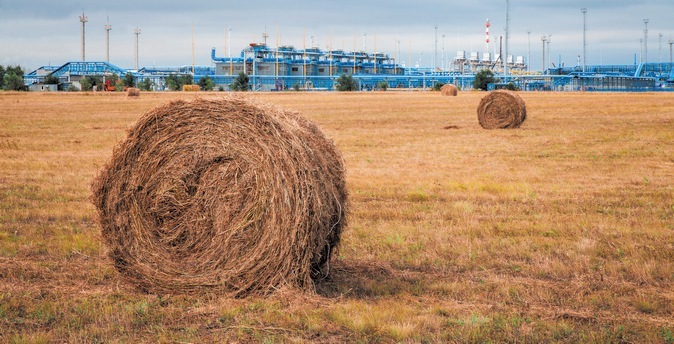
<box><xmin>228</xmin><ymin>27</ymin><xmax>232</xmax><ymax>75</ymax></box>
<box><xmin>504</xmin><ymin>0</ymin><xmax>510</xmax><ymax>79</ymax></box>
<box><xmin>545</xmin><ymin>35</ymin><xmax>552</xmax><ymax>71</ymax></box>
<box><xmin>433</xmin><ymin>25</ymin><xmax>438</xmax><ymax>70</ymax></box>
<box><xmin>644</xmin><ymin>19</ymin><xmax>648</xmax><ymax>63</ymax></box>
<box><xmin>658</xmin><ymin>33</ymin><xmax>663</xmax><ymax>63</ymax></box>
<box><xmin>442</xmin><ymin>34</ymin><xmax>446</xmax><ymax>71</ymax></box>
<box><xmin>639</xmin><ymin>39</ymin><xmax>644</xmax><ymax>63</ymax></box>
<box><xmin>581</xmin><ymin>8</ymin><xmax>587</xmax><ymax>73</ymax></box>
<box><xmin>527</xmin><ymin>30</ymin><xmax>531</xmax><ymax>71</ymax></box>
<box><xmin>105</xmin><ymin>20</ymin><xmax>112</xmax><ymax>63</ymax></box>
<box><xmin>541</xmin><ymin>35</ymin><xmax>548</xmax><ymax>74</ymax></box>
<box><xmin>79</xmin><ymin>12</ymin><xmax>87</xmax><ymax>61</ymax></box>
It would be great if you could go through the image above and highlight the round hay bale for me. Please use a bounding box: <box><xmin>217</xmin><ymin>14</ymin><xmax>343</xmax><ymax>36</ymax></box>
<box><xmin>440</xmin><ymin>84</ymin><xmax>458</xmax><ymax>96</ymax></box>
<box><xmin>126</xmin><ymin>87</ymin><xmax>140</xmax><ymax>98</ymax></box>
<box><xmin>91</xmin><ymin>97</ymin><xmax>348</xmax><ymax>296</ymax></box>
<box><xmin>476</xmin><ymin>90</ymin><xmax>527</xmax><ymax>129</ymax></box>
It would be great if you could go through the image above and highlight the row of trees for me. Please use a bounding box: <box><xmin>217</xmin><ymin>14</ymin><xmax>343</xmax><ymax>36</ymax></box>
<box><xmin>0</xmin><ymin>65</ymin><xmax>28</xmax><ymax>91</ymax></box>
<box><xmin>0</xmin><ymin>66</ymin><xmax>508</xmax><ymax>93</ymax></box>
<box><xmin>48</xmin><ymin>72</ymin><xmax>216</xmax><ymax>92</ymax></box>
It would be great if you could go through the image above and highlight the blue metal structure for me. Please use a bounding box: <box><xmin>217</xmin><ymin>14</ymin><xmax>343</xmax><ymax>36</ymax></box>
<box><xmin>22</xmin><ymin>44</ymin><xmax>673</xmax><ymax>92</ymax></box>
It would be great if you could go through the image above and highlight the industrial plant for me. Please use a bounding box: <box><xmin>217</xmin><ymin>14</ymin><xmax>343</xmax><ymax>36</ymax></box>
<box><xmin>23</xmin><ymin>10</ymin><xmax>674</xmax><ymax>92</ymax></box>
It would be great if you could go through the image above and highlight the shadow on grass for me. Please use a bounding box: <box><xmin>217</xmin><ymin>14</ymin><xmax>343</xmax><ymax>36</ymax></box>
<box><xmin>315</xmin><ymin>259</ymin><xmax>429</xmax><ymax>299</ymax></box>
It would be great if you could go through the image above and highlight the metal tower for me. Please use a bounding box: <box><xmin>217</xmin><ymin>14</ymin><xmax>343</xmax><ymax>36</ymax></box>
<box><xmin>643</xmin><ymin>19</ymin><xmax>649</xmax><ymax>63</ymax></box>
<box><xmin>658</xmin><ymin>33</ymin><xmax>663</xmax><ymax>63</ymax></box>
<box><xmin>105</xmin><ymin>20</ymin><xmax>112</xmax><ymax>63</ymax></box>
<box><xmin>504</xmin><ymin>0</ymin><xmax>510</xmax><ymax>79</ymax></box>
<box><xmin>669</xmin><ymin>38</ymin><xmax>673</xmax><ymax>64</ymax></box>
<box><xmin>581</xmin><ymin>8</ymin><xmax>587</xmax><ymax>73</ymax></box>
<box><xmin>134</xmin><ymin>27</ymin><xmax>141</xmax><ymax>70</ymax></box>
<box><xmin>79</xmin><ymin>12</ymin><xmax>88</xmax><ymax>61</ymax></box>
<box><xmin>541</xmin><ymin>35</ymin><xmax>548</xmax><ymax>73</ymax></box>
<box><xmin>434</xmin><ymin>25</ymin><xmax>438</xmax><ymax>70</ymax></box>
<box><xmin>526</xmin><ymin>30</ymin><xmax>531</xmax><ymax>71</ymax></box>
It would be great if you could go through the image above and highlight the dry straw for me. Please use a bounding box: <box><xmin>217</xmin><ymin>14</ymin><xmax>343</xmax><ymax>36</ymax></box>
<box><xmin>477</xmin><ymin>90</ymin><xmax>527</xmax><ymax>129</ymax></box>
<box><xmin>126</xmin><ymin>87</ymin><xmax>140</xmax><ymax>98</ymax></box>
<box><xmin>91</xmin><ymin>97</ymin><xmax>348</xmax><ymax>296</ymax></box>
<box><xmin>182</xmin><ymin>84</ymin><xmax>201</xmax><ymax>92</ymax></box>
<box><xmin>440</xmin><ymin>84</ymin><xmax>458</xmax><ymax>96</ymax></box>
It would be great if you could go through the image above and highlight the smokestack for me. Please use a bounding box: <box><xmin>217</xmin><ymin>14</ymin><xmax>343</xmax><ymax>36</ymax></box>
<box><xmin>134</xmin><ymin>27</ymin><xmax>141</xmax><ymax>70</ymax></box>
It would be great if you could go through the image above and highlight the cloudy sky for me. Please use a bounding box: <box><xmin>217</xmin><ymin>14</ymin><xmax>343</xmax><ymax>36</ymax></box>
<box><xmin>1</xmin><ymin>0</ymin><xmax>672</xmax><ymax>72</ymax></box>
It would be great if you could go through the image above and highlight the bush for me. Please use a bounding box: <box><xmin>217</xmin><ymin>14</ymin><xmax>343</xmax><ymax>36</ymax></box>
<box><xmin>123</xmin><ymin>72</ymin><xmax>136</xmax><ymax>88</ymax></box>
<box><xmin>473</xmin><ymin>69</ymin><xmax>495</xmax><ymax>91</ymax></box>
<box><xmin>230</xmin><ymin>72</ymin><xmax>249</xmax><ymax>91</ymax></box>
<box><xmin>1</xmin><ymin>65</ymin><xmax>27</xmax><ymax>91</ymax></box>
<box><xmin>377</xmin><ymin>80</ymin><xmax>389</xmax><ymax>91</ymax></box>
<box><xmin>198</xmin><ymin>76</ymin><xmax>215</xmax><ymax>91</ymax></box>
<box><xmin>139</xmin><ymin>78</ymin><xmax>154</xmax><ymax>91</ymax></box>
<box><xmin>44</xmin><ymin>75</ymin><xmax>59</xmax><ymax>85</ymax></box>
<box><xmin>505</xmin><ymin>82</ymin><xmax>519</xmax><ymax>91</ymax></box>
<box><xmin>335</xmin><ymin>74</ymin><xmax>358</xmax><ymax>91</ymax></box>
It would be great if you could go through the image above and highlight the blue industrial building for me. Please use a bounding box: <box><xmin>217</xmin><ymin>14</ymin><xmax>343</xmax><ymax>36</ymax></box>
<box><xmin>24</xmin><ymin>42</ymin><xmax>674</xmax><ymax>92</ymax></box>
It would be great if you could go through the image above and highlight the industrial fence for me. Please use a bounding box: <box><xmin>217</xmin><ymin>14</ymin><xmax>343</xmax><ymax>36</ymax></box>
<box><xmin>189</xmin><ymin>74</ymin><xmax>671</xmax><ymax>93</ymax></box>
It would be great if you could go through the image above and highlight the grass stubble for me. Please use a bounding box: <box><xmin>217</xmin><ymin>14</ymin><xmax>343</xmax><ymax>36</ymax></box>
<box><xmin>0</xmin><ymin>90</ymin><xmax>673</xmax><ymax>342</ymax></box>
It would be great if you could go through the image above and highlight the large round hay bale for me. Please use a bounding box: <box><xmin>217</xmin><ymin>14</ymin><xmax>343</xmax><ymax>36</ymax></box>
<box><xmin>440</xmin><ymin>84</ymin><xmax>458</xmax><ymax>96</ymax></box>
<box><xmin>476</xmin><ymin>90</ymin><xmax>527</xmax><ymax>129</ymax></box>
<box><xmin>91</xmin><ymin>97</ymin><xmax>348</xmax><ymax>296</ymax></box>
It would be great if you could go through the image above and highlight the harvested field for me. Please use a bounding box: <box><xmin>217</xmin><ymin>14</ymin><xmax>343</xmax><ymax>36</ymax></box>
<box><xmin>1</xmin><ymin>91</ymin><xmax>673</xmax><ymax>342</ymax></box>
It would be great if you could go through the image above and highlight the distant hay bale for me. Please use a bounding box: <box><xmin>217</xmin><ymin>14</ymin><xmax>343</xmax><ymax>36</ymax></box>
<box><xmin>182</xmin><ymin>84</ymin><xmax>201</xmax><ymax>92</ymax></box>
<box><xmin>440</xmin><ymin>84</ymin><xmax>458</xmax><ymax>96</ymax></box>
<box><xmin>91</xmin><ymin>97</ymin><xmax>348</xmax><ymax>296</ymax></box>
<box><xmin>126</xmin><ymin>87</ymin><xmax>140</xmax><ymax>98</ymax></box>
<box><xmin>477</xmin><ymin>90</ymin><xmax>527</xmax><ymax>129</ymax></box>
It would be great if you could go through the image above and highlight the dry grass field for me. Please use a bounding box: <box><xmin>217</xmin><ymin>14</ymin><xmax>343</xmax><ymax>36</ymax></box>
<box><xmin>1</xmin><ymin>90</ymin><xmax>673</xmax><ymax>342</ymax></box>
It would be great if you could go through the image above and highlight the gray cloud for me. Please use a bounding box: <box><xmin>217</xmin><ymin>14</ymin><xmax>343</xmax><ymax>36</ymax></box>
<box><xmin>1</xmin><ymin>1</ymin><xmax>672</xmax><ymax>71</ymax></box>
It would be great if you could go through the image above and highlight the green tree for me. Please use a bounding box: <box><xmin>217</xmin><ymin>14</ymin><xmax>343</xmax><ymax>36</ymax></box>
<box><xmin>505</xmin><ymin>82</ymin><xmax>519</xmax><ymax>91</ymax></box>
<box><xmin>335</xmin><ymin>74</ymin><xmax>358</xmax><ymax>91</ymax></box>
<box><xmin>139</xmin><ymin>78</ymin><xmax>154</xmax><ymax>91</ymax></box>
<box><xmin>115</xmin><ymin>79</ymin><xmax>125</xmax><ymax>92</ymax></box>
<box><xmin>1</xmin><ymin>66</ymin><xmax>26</xmax><ymax>91</ymax></box>
<box><xmin>123</xmin><ymin>72</ymin><xmax>136</xmax><ymax>88</ymax></box>
<box><xmin>106</xmin><ymin>73</ymin><xmax>119</xmax><ymax>89</ymax></box>
<box><xmin>198</xmin><ymin>76</ymin><xmax>215</xmax><ymax>91</ymax></box>
<box><xmin>473</xmin><ymin>69</ymin><xmax>495</xmax><ymax>91</ymax></box>
<box><xmin>3</xmin><ymin>72</ymin><xmax>25</xmax><ymax>91</ymax></box>
<box><xmin>44</xmin><ymin>74</ymin><xmax>59</xmax><ymax>85</ymax></box>
<box><xmin>80</xmin><ymin>77</ymin><xmax>93</xmax><ymax>91</ymax></box>
<box><xmin>179</xmin><ymin>74</ymin><xmax>193</xmax><ymax>87</ymax></box>
<box><xmin>377</xmin><ymin>80</ymin><xmax>389</xmax><ymax>91</ymax></box>
<box><xmin>166</xmin><ymin>74</ymin><xmax>181</xmax><ymax>91</ymax></box>
<box><xmin>230</xmin><ymin>72</ymin><xmax>249</xmax><ymax>91</ymax></box>
<box><xmin>80</xmin><ymin>75</ymin><xmax>102</xmax><ymax>91</ymax></box>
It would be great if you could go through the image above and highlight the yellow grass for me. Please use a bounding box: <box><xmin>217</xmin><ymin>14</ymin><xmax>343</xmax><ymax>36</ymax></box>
<box><xmin>1</xmin><ymin>91</ymin><xmax>673</xmax><ymax>342</ymax></box>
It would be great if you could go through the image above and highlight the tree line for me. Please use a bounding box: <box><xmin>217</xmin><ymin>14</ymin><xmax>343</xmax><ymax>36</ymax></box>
<box><xmin>74</xmin><ymin>73</ymin><xmax>215</xmax><ymax>92</ymax></box>
<box><xmin>0</xmin><ymin>65</ymin><xmax>28</xmax><ymax>91</ymax></box>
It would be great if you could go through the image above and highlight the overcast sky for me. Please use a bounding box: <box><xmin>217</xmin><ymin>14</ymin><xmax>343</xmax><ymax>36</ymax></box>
<box><xmin>1</xmin><ymin>0</ymin><xmax>672</xmax><ymax>72</ymax></box>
